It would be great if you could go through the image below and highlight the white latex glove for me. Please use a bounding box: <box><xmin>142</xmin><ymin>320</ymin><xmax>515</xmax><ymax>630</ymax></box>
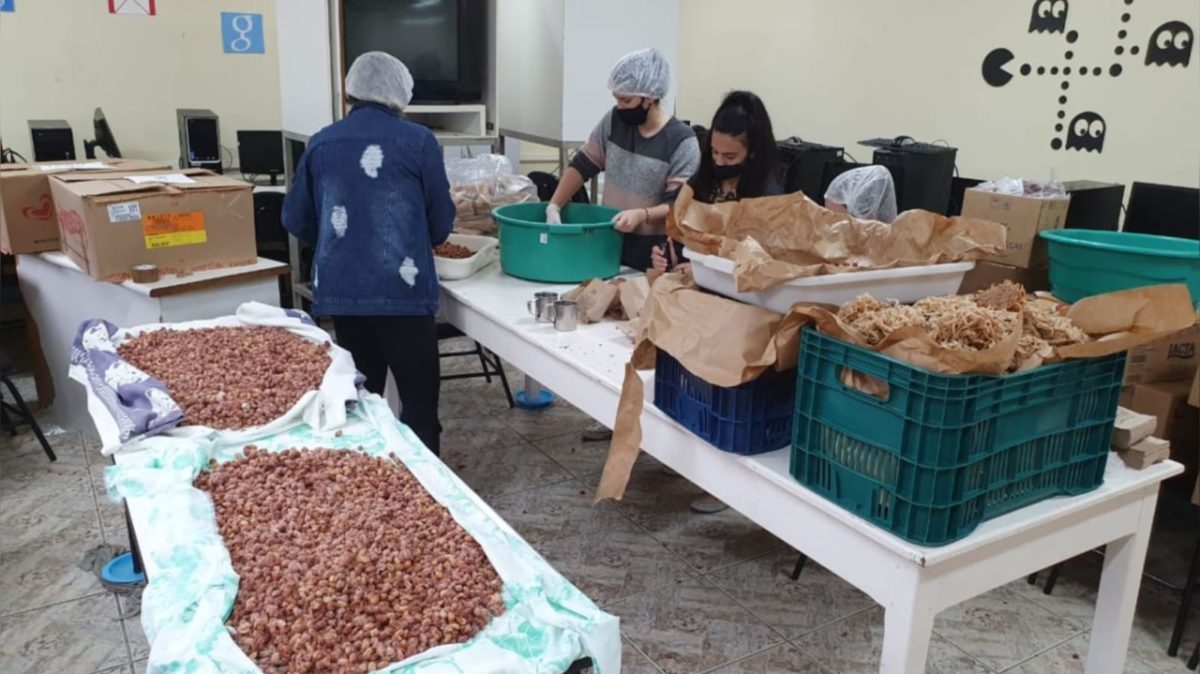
<box><xmin>545</xmin><ymin>203</ymin><xmax>562</xmax><ymax>225</ymax></box>
<box><xmin>613</xmin><ymin>208</ymin><xmax>648</xmax><ymax>233</ymax></box>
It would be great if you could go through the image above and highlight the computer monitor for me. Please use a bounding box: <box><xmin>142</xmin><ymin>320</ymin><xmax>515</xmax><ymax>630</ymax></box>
<box><xmin>1124</xmin><ymin>182</ymin><xmax>1200</xmax><ymax>240</ymax></box>
<box><xmin>237</xmin><ymin>130</ymin><xmax>285</xmax><ymax>185</ymax></box>
<box><xmin>177</xmin><ymin>109</ymin><xmax>222</xmax><ymax>172</ymax></box>
<box><xmin>84</xmin><ymin>108</ymin><xmax>122</xmax><ymax>159</ymax></box>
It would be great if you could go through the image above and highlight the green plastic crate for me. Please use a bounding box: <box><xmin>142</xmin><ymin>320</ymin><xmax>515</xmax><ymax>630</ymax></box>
<box><xmin>790</xmin><ymin>328</ymin><xmax>1125</xmax><ymax>546</ymax></box>
<box><xmin>493</xmin><ymin>203</ymin><xmax>622</xmax><ymax>283</ymax></box>
<box><xmin>1041</xmin><ymin>229</ymin><xmax>1200</xmax><ymax>304</ymax></box>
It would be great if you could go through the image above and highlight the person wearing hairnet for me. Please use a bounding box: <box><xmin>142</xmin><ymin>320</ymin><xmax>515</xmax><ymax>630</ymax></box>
<box><xmin>823</xmin><ymin>165</ymin><xmax>898</xmax><ymax>223</ymax></box>
<box><xmin>282</xmin><ymin>51</ymin><xmax>454</xmax><ymax>455</ymax></box>
<box><xmin>545</xmin><ymin>48</ymin><xmax>700</xmax><ymax>270</ymax></box>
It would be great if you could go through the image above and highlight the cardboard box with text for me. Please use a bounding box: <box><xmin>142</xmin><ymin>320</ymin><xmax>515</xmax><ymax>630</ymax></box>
<box><xmin>961</xmin><ymin>189</ymin><xmax>1070</xmax><ymax>269</ymax></box>
<box><xmin>49</xmin><ymin>169</ymin><xmax>256</xmax><ymax>282</ymax></box>
<box><xmin>1124</xmin><ymin>323</ymin><xmax>1199</xmax><ymax>386</ymax></box>
<box><xmin>0</xmin><ymin>159</ymin><xmax>169</xmax><ymax>254</ymax></box>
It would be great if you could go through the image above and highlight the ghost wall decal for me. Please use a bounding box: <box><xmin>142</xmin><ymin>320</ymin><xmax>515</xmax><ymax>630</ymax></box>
<box><xmin>1146</xmin><ymin>21</ymin><xmax>1194</xmax><ymax>67</ymax></box>
<box><xmin>1064</xmin><ymin>112</ymin><xmax>1106</xmax><ymax>153</ymax></box>
<box><xmin>1029</xmin><ymin>0</ymin><xmax>1068</xmax><ymax>34</ymax></box>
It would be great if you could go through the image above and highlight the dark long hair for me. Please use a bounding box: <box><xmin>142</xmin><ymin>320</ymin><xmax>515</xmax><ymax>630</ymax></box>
<box><xmin>689</xmin><ymin>91</ymin><xmax>778</xmax><ymax>201</ymax></box>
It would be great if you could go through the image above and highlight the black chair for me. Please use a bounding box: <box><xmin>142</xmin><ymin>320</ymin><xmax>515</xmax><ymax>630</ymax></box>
<box><xmin>527</xmin><ymin>171</ymin><xmax>590</xmax><ymax>204</ymax></box>
<box><xmin>0</xmin><ymin>349</ymin><xmax>56</xmax><ymax>462</ymax></box>
<box><xmin>438</xmin><ymin>323</ymin><xmax>514</xmax><ymax>408</ymax></box>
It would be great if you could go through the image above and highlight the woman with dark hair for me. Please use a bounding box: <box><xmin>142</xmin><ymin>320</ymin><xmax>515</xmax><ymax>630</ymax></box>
<box><xmin>652</xmin><ymin>91</ymin><xmax>782</xmax><ymax>514</ymax></box>
<box><xmin>651</xmin><ymin>90</ymin><xmax>783</xmax><ymax>275</ymax></box>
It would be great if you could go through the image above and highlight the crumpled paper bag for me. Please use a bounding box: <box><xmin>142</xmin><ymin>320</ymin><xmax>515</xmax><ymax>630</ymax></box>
<box><xmin>669</xmin><ymin>185</ymin><xmax>1007</xmax><ymax>292</ymax></box>
<box><xmin>795</xmin><ymin>284</ymin><xmax>1196</xmax><ymax>376</ymax></box>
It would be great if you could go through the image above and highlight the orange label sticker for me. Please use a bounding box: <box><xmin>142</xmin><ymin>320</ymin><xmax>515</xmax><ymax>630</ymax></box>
<box><xmin>141</xmin><ymin>212</ymin><xmax>206</xmax><ymax>249</ymax></box>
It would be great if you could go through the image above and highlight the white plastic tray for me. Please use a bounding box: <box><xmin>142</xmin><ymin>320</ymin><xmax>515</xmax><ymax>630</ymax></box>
<box><xmin>684</xmin><ymin>247</ymin><xmax>975</xmax><ymax>311</ymax></box>
<box><xmin>435</xmin><ymin>233</ymin><xmax>499</xmax><ymax>280</ymax></box>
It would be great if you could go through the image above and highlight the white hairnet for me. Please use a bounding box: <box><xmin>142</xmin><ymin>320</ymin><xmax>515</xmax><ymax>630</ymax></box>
<box><xmin>825</xmin><ymin>165</ymin><xmax>898</xmax><ymax>223</ymax></box>
<box><xmin>345</xmin><ymin>52</ymin><xmax>414</xmax><ymax>111</ymax></box>
<box><xmin>607</xmin><ymin>48</ymin><xmax>671</xmax><ymax>99</ymax></box>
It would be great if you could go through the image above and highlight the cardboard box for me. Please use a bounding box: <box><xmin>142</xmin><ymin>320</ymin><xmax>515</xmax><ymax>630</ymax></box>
<box><xmin>1</xmin><ymin>159</ymin><xmax>169</xmax><ymax>254</ymax></box>
<box><xmin>958</xmin><ymin>261</ymin><xmax>1050</xmax><ymax>294</ymax></box>
<box><xmin>961</xmin><ymin>188</ymin><xmax>1071</xmax><ymax>269</ymax></box>
<box><xmin>1117</xmin><ymin>436</ymin><xmax>1170</xmax><ymax>469</ymax></box>
<box><xmin>1120</xmin><ymin>380</ymin><xmax>1200</xmax><ymax>450</ymax></box>
<box><xmin>1111</xmin><ymin>406</ymin><xmax>1157</xmax><ymax>450</ymax></box>
<box><xmin>1123</xmin><ymin>323</ymin><xmax>1199</xmax><ymax>385</ymax></box>
<box><xmin>49</xmin><ymin>169</ymin><xmax>257</xmax><ymax>282</ymax></box>
<box><xmin>1190</xmin><ymin>368</ymin><xmax>1199</xmax><ymax>409</ymax></box>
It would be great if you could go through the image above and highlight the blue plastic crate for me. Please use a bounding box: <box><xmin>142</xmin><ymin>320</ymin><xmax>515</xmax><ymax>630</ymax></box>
<box><xmin>790</xmin><ymin>328</ymin><xmax>1125</xmax><ymax>546</ymax></box>
<box><xmin>654</xmin><ymin>350</ymin><xmax>795</xmax><ymax>455</ymax></box>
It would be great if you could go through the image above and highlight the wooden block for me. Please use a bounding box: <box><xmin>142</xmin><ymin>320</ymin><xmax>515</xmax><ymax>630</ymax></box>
<box><xmin>1117</xmin><ymin>446</ymin><xmax>1170</xmax><ymax>469</ymax></box>
<box><xmin>1111</xmin><ymin>406</ymin><xmax>1157</xmax><ymax>450</ymax></box>
<box><xmin>1129</xmin><ymin>436</ymin><xmax>1170</xmax><ymax>455</ymax></box>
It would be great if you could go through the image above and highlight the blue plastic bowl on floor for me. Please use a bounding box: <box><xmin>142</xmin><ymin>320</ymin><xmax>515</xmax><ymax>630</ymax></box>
<box><xmin>100</xmin><ymin>552</ymin><xmax>145</xmax><ymax>585</ymax></box>
<box><xmin>1040</xmin><ymin>229</ymin><xmax>1200</xmax><ymax>303</ymax></box>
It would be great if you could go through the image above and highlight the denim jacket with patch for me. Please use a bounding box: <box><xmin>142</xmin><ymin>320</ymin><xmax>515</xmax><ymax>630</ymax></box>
<box><xmin>282</xmin><ymin>103</ymin><xmax>454</xmax><ymax>317</ymax></box>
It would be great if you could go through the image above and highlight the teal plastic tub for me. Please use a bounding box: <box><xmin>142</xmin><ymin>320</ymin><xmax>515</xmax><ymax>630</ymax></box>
<box><xmin>493</xmin><ymin>203</ymin><xmax>622</xmax><ymax>283</ymax></box>
<box><xmin>1040</xmin><ymin>229</ymin><xmax>1200</xmax><ymax>304</ymax></box>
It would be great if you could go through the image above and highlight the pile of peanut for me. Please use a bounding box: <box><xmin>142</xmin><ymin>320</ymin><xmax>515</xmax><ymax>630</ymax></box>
<box><xmin>433</xmin><ymin>242</ymin><xmax>473</xmax><ymax>259</ymax></box>
<box><xmin>117</xmin><ymin>327</ymin><xmax>331</xmax><ymax>430</ymax></box>
<box><xmin>196</xmin><ymin>447</ymin><xmax>505</xmax><ymax>673</ymax></box>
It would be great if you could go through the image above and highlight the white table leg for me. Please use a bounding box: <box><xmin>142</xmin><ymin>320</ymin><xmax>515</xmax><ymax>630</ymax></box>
<box><xmin>880</xmin><ymin>574</ymin><xmax>937</xmax><ymax>674</ymax></box>
<box><xmin>1085</xmin><ymin>490</ymin><xmax>1160</xmax><ymax>674</ymax></box>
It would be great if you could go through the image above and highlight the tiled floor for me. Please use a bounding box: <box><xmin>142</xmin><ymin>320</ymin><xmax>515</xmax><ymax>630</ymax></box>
<box><xmin>3</xmin><ymin>353</ymin><xmax>1199</xmax><ymax>673</ymax></box>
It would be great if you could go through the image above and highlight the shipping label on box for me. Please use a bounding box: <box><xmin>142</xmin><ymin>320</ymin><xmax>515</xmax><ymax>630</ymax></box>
<box><xmin>49</xmin><ymin>169</ymin><xmax>257</xmax><ymax>282</ymax></box>
<box><xmin>961</xmin><ymin>189</ymin><xmax>1070</xmax><ymax>269</ymax></box>
<box><xmin>0</xmin><ymin>159</ymin><xmax>168</xmax><ymax>254</ymax></box>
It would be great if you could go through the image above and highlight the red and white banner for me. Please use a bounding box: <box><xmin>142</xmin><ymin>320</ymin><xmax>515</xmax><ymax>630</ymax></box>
<box><xmin>108</xmin><ymin>0</ymin><xmax>155</xmax><ymax>15</ymax></box>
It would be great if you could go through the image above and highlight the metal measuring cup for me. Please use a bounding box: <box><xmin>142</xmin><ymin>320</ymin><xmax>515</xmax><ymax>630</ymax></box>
<box><xmin>526</xmin><ymin>292</ymin><xmax>559</xmax><ymax>323</ymax></box>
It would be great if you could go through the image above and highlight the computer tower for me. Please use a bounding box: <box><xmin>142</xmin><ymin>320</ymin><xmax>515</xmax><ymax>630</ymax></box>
<box><xmin>28</xmin><ymin>120</ymin><xmax>75</xmax><ymax>161</ymax></box>
<box><xmin>1062</xmin><ymin>180</ymin><xmax>1124</xmax><ymax>231</ymax></box>
<box><xmin>176</xmin><ymin>109</ymin><xmax>222</xmax><ymax>173</ymax></box>
<box><xmin>776</xmin><ymin>137</ymin><xmax>844</xmax><ymax>202</ymax></box>
<box><xmin>861</xmin><ymin>137</ymin><xmax>957</xmax><ymax>214</ymax></box>
<box><xmin>1125</xmin><ymin>182</ymin><xmax>1199</xmax><ymax>240</ymax></box>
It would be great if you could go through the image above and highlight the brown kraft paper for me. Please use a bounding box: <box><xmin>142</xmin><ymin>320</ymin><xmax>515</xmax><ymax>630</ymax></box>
<box><xmin>670</xmin><ymin>184</ymin><xmax>1007</xmax><ymax>292</ymax></box>
<box><xmin>595</xmin><ymin>274</ymin><xmax>803</xmax><ymax>502</ymax></box>
<box><xmin>597</xmin><ymin>282</ymin><xmax>1195</xmax><ymax>501</ymax></box>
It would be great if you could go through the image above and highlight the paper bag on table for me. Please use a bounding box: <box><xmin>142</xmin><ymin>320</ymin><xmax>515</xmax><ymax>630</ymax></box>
<box><xmin>595</xmin><ymin>274</ymin><xmax>804</xmax><ymax>502</ymax></box>
<box><xmin>670</xmin><ymin>185</ymin><xmax>1007</xmax><ymax>292</ymax></box>
<box><xmin>564</xmin><ymin>279</ymin><xmax>621</xmax><ymax>324</ymax></box>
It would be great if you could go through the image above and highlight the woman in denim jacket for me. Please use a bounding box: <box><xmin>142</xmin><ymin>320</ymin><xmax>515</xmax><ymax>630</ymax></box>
<box><xmin>282</xmin><ymin>51</ymin><xmax>454</xmax><ymax>455</ymax></box>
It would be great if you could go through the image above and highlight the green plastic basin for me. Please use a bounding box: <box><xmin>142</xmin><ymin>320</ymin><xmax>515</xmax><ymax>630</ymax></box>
<box><xmin>493</xmin><ymin>202</ymin><xmax>623</xmax><ymax>283</ymax></box>
<box><xmin>1040</xmin><ymin>229</ymin><xmax>1199</xmax><ymax>304</ymax></box>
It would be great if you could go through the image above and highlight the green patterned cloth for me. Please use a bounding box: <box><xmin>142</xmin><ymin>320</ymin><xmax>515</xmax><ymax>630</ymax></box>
<box><xmin>105</xmin><ymin>395</ymin><xmax>620</xmax><ymax>674</ymax></box>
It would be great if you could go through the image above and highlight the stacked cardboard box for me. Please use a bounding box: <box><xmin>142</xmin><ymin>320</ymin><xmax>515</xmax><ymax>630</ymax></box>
<box><xmin>48</xmin><ymin>169</ymin><xmax>257</xmax><ymax>282</ymax></box>
<box><xmin>958</xmin><ymin>188</ymin><xmax>1068</xmax><ymax>294</ymax></box>
<box><xmin>1</xmin><ymin>159</ymin><xmax>169</xmax><ymax>254</ymax></box>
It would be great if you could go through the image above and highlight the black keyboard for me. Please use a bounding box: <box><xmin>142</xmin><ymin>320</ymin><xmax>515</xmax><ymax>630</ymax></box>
<box><xmin>859</xmin><ymin>137</ymin><xmax>956</xmax><ymax>154</ymax></box>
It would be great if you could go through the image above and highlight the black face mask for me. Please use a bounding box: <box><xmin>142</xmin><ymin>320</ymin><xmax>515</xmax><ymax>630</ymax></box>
<box><xmin>711</xmin><ymin>162</ymin><xmax>746</xmax><ymax>181</ymax></box>
<box><xmin>614</xmin><ymin>102</ymin><xmax>650</xmax><ymax>127</ymax></box>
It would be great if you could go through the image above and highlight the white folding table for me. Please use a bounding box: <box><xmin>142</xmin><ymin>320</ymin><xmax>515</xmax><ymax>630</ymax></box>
<box><xmin>440</xmin><ymin>264</ymin><xmax>1182</xmax><ymax>674</ymax></box>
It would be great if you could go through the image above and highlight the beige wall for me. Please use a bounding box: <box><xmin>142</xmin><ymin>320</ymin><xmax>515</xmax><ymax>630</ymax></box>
<box><xmin>0</xmin><ymin>1</ymin><xmax>280</xmax><ymax>169</ymax></box>
<box><xmin>679</xmin><ymin>0</ymin><xmax>1199</xmax><ymax>194</ymax></box>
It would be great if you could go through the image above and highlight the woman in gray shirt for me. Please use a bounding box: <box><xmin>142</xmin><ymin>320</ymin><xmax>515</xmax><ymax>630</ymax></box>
<box><xmin>545</xmin><ymin>48</ymin><xmax>700</xmax><ymax>271</ymax></box>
